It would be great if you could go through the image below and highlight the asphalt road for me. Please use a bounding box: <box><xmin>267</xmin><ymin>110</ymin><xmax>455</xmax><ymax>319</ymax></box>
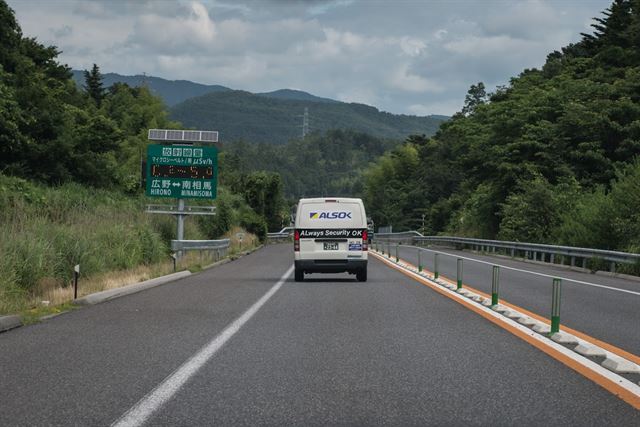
<box><xmin>389</xmin><ymin>244</ymin><xmax>640</xmax><ymax>355</ymax></box>
<box><xmin>0</xmin><ymin>244</ymin><xmax>638</xmax><ymax>426</ymax></box>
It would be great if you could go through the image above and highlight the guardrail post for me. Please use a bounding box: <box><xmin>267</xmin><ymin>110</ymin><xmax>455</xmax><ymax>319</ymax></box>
<box><xmin>491</xmin><ymin>266</ymin><xmax>500</xmax><ymax>306</ymax></box>
<box><xmin>511</xmin><ymin>248</ymin><xmax>515</xmax><ymax>257</ymax></box>
<box><xmin>387</xmin><ymin>242</ymin><xmax>391</xmax><ymax>258</ymax></box>
<box><xmin>610</xmin><ymin>261</ymin><xmax>616</xmax><ymax>273</ymax></box>
<box><xmin>582</xmin><ymin>258</ymin><xmax>587</xmax><ymax>269</ymax></box>
<box><xmin>456</xmin><ymin>258</ymin><xmax>463</xmax><ymax>290</ymax></box>
<box><xmin>418</xmin><ymin>250</ymin><xmax>422</xmax><ymax>272</ymax></box>
<box><xmin>570</xmin><ymin>256</ymin><xmax>575</xmax><ymax>267</ymax></box>
<box><xmin>434</xmin><ymin>253</ymin><xmax>439</xmax><ymax>279</ymax></box>
<box><xmin>550</xmin><ymin>253</ymin><xmax>555</xmax><ymax>264</ymax></box>
<box><xmin>551</xmin><ymin>278</ymin><xmax>562</xmax><ymax>334</ymax></box>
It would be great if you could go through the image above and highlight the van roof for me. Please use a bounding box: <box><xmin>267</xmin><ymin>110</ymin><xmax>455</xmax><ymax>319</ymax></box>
<box><xmin>298</xmin><ymin>197</ymin><xmax>363</xmax><ymax>204</ymax></box>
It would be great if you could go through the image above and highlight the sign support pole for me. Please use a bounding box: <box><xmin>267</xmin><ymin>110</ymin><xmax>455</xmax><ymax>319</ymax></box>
<box><xmin>177</xmin><ymin>198</ymin><xmax>185</xmax><ymax>259</ymax></box>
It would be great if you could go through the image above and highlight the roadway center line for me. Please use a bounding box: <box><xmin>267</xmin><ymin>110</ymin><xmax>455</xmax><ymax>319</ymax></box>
<box><xmin>401</xmin><ymin>245</ymin><xmax>640</xmax><ymax>297</ymax></box>
<box><xmin>111</xmin><ymin>265</ymin><xmax>294</xmax><ymax>427</ymax></box>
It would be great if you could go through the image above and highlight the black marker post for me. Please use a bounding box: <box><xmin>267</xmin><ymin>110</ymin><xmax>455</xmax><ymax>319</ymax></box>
<box><xmin>73</xmin><ymin>264</ymin><xmax>80</xmax><ymax>300</ymax></box>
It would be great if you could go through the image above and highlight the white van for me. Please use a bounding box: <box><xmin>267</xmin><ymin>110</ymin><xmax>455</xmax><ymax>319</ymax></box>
<box><xmin>294</xmin><ymin>197</ymin><xmax>368</xmax><ymax>282</ymax></box>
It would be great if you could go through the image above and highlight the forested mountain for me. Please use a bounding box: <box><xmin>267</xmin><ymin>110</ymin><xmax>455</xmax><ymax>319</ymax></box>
<box><xmin>219</xmin><ymin>130</ymin><xmax>397</xmax><ymax>199</ymax></box>
<box><xmin>70</xmin><ymin>70</ymin><xmax>447</xmax><ymax>144</ymax></box>
<box><xmin>363</xmin><ymin>0</ymin><xmax>640</xmax><ymax>256</ymax></box>
<box><xmin>170</xmin><ymin>90</ymin><xmax>446</xmax><ymax>144</ymax></box>
<box><xmin>71</xmin><ymin>70</ymin><xmax>231</xmax><ymax>106</ymax></box>
<box><xmin>256</xmin><ymin>89</ymin><xmax>339</xmax><ymax>103</ymax></box>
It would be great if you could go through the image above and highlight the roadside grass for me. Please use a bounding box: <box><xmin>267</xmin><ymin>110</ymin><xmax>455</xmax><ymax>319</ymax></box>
<box><xmin>226</xmin><ymin>225</ymin><xmax>260</xmax><ymax>255</ymax></box>
<box><xmin>0</xmin><ymin>175</ymin><xmax>263</xmax><ymax>320</ymax></box>
<box><xmin>0</xmin><ymin>175</ymin><xmax>249</xmax><ymax>318</ymax></box>
<box><xmin>7</xmin><ymin>235</ymin><xmax>259</xmax><ymax>322</ymax></box>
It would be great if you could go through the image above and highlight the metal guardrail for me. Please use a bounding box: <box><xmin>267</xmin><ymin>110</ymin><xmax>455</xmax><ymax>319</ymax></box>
<box><xmin>372</xmin><ymin>242</ymin><xmax>604</xmax><ymax>338</ymax></box>
<box><xmin>267</xmin><ymin>227</ymin><xmax>293</xmax><ymax>242</ymax></box>
<box><xmin>147</xmin><ymin>205</ymin><xmax>216</xmax><ymax>216</ymax></box>
<box><xmin>375</xmin><ymin>232</ymin><xmax>640</xmax><ymax>272</ymax></box>
<box><xmin>170</xmin><ymin>239</ymin><xmax>230</xmax><ymax>252</ymax></box>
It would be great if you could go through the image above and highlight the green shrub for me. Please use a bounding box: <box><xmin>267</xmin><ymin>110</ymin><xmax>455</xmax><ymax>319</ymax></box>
<box><xmin>240</xmin><ymin>209</ymin><xmax>267</xmax><ymax>242</ymax></box>
<box><xmin>199</xmin><ymin>196</ymin><xmax>232</xmax><ymax>239</ymax></box>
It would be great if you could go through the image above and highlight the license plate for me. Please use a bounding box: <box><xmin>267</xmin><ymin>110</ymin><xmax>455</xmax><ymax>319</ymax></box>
<box><xmin>323</xmin><ymin>242</ymin><xmax>339</xmax><ymax>250</ymax></box>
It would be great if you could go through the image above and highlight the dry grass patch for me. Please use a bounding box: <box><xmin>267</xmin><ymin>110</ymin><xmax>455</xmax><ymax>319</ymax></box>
<box><xmin>225</xmin><ymin>226</ymin><xmax>259</xmax><ymax>254</ymax></box>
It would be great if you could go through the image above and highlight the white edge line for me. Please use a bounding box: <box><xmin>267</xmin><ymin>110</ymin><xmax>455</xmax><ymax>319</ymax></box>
<box><xmin>111</xmin><ymin>265</ymin><xmax>294</xmax><ymax>427</ymax></box>
<box><xmin>372</xmin><ymin>252</ymin><xmax>640</xmax><ymax>398</ymax></box>
<box><xmin>397</xmin><ymin>244</ymin><xmax>640</xmax><ymax>297</ymax></box>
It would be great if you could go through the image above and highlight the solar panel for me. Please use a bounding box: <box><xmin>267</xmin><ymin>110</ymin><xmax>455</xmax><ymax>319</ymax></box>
<box><xmin>147</xmin><ymin>129</ymin><xmax>219</xmax><ymax>143</ymax></box>
<box><xmin>184</xmin><ymin>131</ymin><xmax>199</xmax><ymax>141</ymax></box>
<box><xmin>148</xmin><ymin>129</ymin><xmax>166</xmax><ymax>140</ymax></box>
<box><xmin>201</xmin><ymin>131</ymin><xmax>218</xmax><ymax>142</ymax></box>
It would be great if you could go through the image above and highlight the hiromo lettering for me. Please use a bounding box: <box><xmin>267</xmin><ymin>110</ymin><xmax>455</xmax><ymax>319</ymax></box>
<box><xmin>309</xmin><ymin>212</ymin><xmax>353</xmax><ymax>219</ymax></box>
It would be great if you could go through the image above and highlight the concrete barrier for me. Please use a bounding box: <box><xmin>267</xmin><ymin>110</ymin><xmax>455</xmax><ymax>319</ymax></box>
<box><xmin>0</xmin><ymin>315</ymin><xmax>22</xmax><ymax>332</ymax></box>
<box><xmin>74</xmin><ymin>270</ymin><xmax>192</xmax><ymax>306</ymax></box>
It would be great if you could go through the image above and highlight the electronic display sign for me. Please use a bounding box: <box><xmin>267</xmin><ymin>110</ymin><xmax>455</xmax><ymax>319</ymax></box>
<box><xmin>145</xmin><ymin>144</ymin><xmax>218</xmax><ymax>199</ymax></box>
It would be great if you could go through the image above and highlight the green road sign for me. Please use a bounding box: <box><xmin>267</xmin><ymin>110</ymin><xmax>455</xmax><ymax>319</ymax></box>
<box><xmin>145</xmin><ymin>144</ymin><xmax>218</xmax><ymax>199</ymax></box>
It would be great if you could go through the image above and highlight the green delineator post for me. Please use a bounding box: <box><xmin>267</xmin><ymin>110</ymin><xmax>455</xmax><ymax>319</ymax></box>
<box><xmin>551</xmin><ymin>278</ymin><xmax>562</xmax><ymax>333</ymax></box>
<box><xmin>418</xmin><ymin>250</ymin><xmax>422</xmax><ymax>272</ymax></box>
<box><xmin>456</xmin><ymin>258</ymin><xmax>463</xmax><ymax>290</ymax></box>
<box><xmin>395</xmin><ymin>244</ymin><xmax>399</xmax><ymax>262</ymax></box>
<box><xmin>434</xmin><ymin>253</ymin><xmax>439</xmax><ymax>279</ymax></box>
<box><xmin>388</xmin><ymin>242</ymin><xmax>391</xmax><ymax>258</ymax></box>
<box><xmin>491</xmin><ymin>266</ymin><xmax>500</xmax><ymax>306</ymax></box>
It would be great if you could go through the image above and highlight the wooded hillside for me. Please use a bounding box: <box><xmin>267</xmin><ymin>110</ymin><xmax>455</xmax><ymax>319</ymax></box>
<box><xmin>363</xmin><ymin>0</ymin><xmax>640</xmax><ymax>255</ymax></box>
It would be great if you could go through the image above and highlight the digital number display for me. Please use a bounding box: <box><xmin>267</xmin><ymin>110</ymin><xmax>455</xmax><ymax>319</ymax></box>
<box><xmin>150</xmin><ymin>164</ymin><xmax>213</xmax><ymax>179</ymax></box>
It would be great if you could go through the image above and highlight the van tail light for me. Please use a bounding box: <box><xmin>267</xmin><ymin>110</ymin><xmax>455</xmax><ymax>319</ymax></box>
<box><xmin>294</xmin><ymin>230</ymin><xmax>300</xmax><ymax>252</ymax></box>
<box><xmin>362</xmin><ymin>230</ymin><xmax>368</xmax><ymax>251</ymax></box>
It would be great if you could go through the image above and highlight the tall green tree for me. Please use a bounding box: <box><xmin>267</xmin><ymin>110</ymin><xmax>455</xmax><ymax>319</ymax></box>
<box><xmin>461</xmin><ymin>82</ymin><xmax>487</xmax><ymax>116</ymax></box>
<box><xmin>0</xmin><ymin>2</ymin><xmax>178</xmax><ymax>189</ymax></box>
<box><xmin>84</xmin><ymin>63</ymin><xmax>105</xmax><ymax>107</ymax></box>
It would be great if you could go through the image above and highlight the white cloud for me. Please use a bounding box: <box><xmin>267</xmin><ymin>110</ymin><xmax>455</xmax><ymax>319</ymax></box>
<box><xmin>6</xmin><ymin>0</ymin><xmax>613</xmax><ymax>116</ymax></box>
<box><xmin>131</xmin><ymin>2</ymin><xmax>216</xmax><ymax>53</ymax></box>
<box><xmin>399</xmin><ymin>36</ymin><xmax>426</xmax><ymax>57</ymax></box>
<box><xmin>337</xmin><ymin>87</ymin><xmax>378</xmax><ymax>106</ymax></box>
<box><xmin>482</xmin><ymin>0</ymin><xmax>560</xmax><ymax>40</ymax></box>
<box><xmin>308</xmin><ymin>0</ymin><xmax>354</xmax><ymax>16</ymax></box>
<box><xmin>390</xmin><ymin>64</ymin><xmax>442</xmax><ymax>93</ymax></box>
<box><xmin>408</xmin><ymin>100</ymin><xmax>463</xmax><ymax>116</ymax></box>
<box><xmin>444</xmin><ymin>35</ymin><xmax>534</xmax><ymax>57</ymax></box>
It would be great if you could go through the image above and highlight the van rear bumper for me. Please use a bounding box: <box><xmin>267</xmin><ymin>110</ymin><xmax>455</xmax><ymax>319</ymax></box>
<box><xmin>295</xmin><ymin>259</ymin><xmax>367</xmax><ymax>274</ymax></box>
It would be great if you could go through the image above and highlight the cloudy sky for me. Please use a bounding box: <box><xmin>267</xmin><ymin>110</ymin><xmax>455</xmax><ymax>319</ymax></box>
<box><xmin>8</xmin><ymin>0</ymin><xmax>612</xmax><ymax>115</ymax></box>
